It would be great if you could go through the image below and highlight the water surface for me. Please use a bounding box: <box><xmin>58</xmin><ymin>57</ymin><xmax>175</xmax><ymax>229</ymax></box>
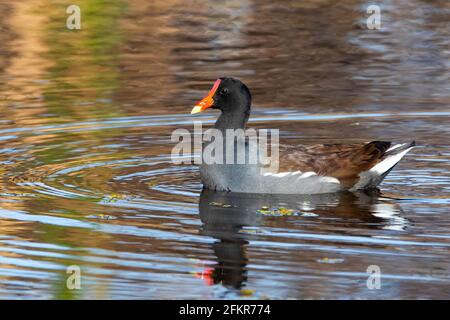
<box><xmin>0</xmin><ymin>0</ymin><xmax>449</xmax><ymax>299</ymax></box>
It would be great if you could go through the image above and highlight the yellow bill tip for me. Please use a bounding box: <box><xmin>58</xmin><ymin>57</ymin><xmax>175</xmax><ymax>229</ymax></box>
<box><xmin>191</xmin><ymin>106</ymin><xmax>203</xmax><ymax>114</ymax></box>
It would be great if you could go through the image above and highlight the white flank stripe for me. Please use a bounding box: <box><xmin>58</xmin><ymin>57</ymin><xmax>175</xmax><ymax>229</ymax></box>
<box><xmin>321</xmin><ymin>176</ymin><xmax>340</xmax><ymax>184</ymax></box>
<box><xmin>301</xmin><ymin>172</ymin><xmax>317</xmax><ymax>178</ymax></box>
<box><xmin>273</xmin><ymin>172</ymin><xmax>291</xmax><ymax>178</ymax></box>
<box><xmin>386</xmin><ymin>143</ymin><xmax>403</xmax><ymax>152</ymax></box>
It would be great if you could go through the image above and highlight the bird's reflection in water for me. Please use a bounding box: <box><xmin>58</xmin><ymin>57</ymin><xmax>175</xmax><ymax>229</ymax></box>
<box><xmin>198</xmin><ymin>188</ymin><xmax>408</xmax><ymax>290</ymax></box>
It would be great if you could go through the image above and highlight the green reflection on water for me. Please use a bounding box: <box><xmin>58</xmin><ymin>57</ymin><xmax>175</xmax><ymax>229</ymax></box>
<box><xmin>31</xmin><ymin>1</ymin><xmax>128</xmax><ymax>299</ymax></box>
<box><xmin>40</xmin><ymin>0</ymin><xmax>127</xmax><ymax>120</ymax></box>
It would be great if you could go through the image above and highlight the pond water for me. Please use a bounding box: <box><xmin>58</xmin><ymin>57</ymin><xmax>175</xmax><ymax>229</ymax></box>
<box><xmin>0</xmin><ymin>0</ymin><xmax>449</xmax><ymax>299</ymax></box>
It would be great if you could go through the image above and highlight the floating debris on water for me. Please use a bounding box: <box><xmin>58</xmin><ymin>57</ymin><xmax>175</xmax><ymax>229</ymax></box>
<box><xmin>240</xmin><ymin>289</ymin><xmax>255</xmax><ymax>296</ymax></box>
<box><xmin>86</xmin><ymin>214</ymin><xmax>117</xmax><ymax>220</ymax></box>
<box><xmin>146</xmin><ymin>181</ymin><xmax>158</xmax><ymax>188</ymax></box>
<box><xmin>209</xmin><ymin>202</ymin><xmax>235</xmax><ymax>208</ymax></box>
<box><xmin>301</xmin><ymin>212</ymin><xmax>319</xmax><ymax>217</ymax></box>
<box><xmin>102</xmin><ymin>193</ymin><xmax>129</xmax><ymax>203</ymax></box>
<box><xmin>257</xmin><ymin>206</ymin><xmax>299</xmax><ymax>216</ymax></box>
<box><xmin>0</xmin><ymin>192</ymin><xmax>36</xmax><ymax>198</ymax></box>
<box><xmin>277</xmin><ymin>207</ymin><xmax>296</xmax><ymax>215</ymax></box>
<box><xmin>239</xmin><ymin>228</ymin><xmax>263</xmax><ymax>234</ymax></box>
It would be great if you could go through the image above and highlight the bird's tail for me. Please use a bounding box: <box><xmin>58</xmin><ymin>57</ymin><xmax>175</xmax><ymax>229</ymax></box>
<box><xmin>372</xmin><ymin>141</ymin><xmax>416</xmax><ymax>179</ymax></box>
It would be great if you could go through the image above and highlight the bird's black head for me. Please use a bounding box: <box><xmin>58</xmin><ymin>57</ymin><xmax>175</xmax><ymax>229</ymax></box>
<box><xmin>191</xmin><ymin>77</ymin><xmax>251</xmax><ymax>116</ymax></box>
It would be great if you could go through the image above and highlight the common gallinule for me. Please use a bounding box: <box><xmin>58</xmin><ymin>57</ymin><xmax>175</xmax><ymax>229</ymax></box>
<box><xmin>191</xmin><ymin>77</ymin><xmax>415</xmax><ymax>194</ymax></box>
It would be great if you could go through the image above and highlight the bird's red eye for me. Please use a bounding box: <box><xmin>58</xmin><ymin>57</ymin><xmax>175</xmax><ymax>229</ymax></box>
<box><xmin>219</xmin><ymin>88</ymin><xmax>228</xmax><ymax>95</ymax></box>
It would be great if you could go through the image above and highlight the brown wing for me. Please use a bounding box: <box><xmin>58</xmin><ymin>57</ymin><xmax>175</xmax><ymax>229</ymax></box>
<box><xmin>277</xmin><ymin>141</ymin><xmax>391</xmax><ymax>187</ymax></box>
